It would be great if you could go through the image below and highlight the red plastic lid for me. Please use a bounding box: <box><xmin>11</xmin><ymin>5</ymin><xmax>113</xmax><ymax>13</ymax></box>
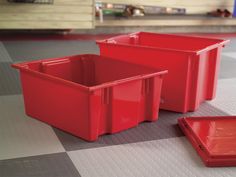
<box><xmin>178</xmin><ymin>116</ymin><xmax>236</xmax><ymax>167</ymax></box>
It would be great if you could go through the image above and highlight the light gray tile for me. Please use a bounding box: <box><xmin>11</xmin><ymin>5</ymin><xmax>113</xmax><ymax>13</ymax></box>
<box><xmin>0</xmin><ymin>42</ymin><xmax>12</xmax><ymax>62</ymax></box>
<box><xmin>68</xmin><ymin>137</ymin><xmax>236</xmax><ymax>177</ymax></box>
<box><xmin>222</xmin><ymin>52</ymin><xmax>236</xmax><ymax>59</ymax></box>
<box><xmin>222</xmin><ymin>38</ymin><xmax>236</xmax><ymax>52</ymax></box>
<box><xmin>209</xmin><ymin>101</ymin><xmax>236</xmax><ymax>115</ymax></box>
<box><xmin>0</xmin><ymin>62</ymin><xmax>22</xmax><ymax>95</ymax></box>
<box><xmin>212</xmin><ymin>78</ymin><xmax>236</xmax><ymax>102</ymax></box>
<box><xmin>0</xmin><ymin>153</ymin><xmax>81</xmax><ymax>177</ymax></box>
<box><xmin>0</xmin><ymin>95</ymin><xmax>65</xmax><ymax>160</ymax></box>
<box><xmin>219</xmin><ymin>55</ymin><xmax>236</xmax><ymax>79</ymax></box>
<box><xmin>209</xmin><ymin>78</ymin><xmax>236</xmax><ymax>115</ymax></box>
<box><xmin>3</xmin><ymin>40</ymin><xmax>99</xmax><ymax>62</ymax></box>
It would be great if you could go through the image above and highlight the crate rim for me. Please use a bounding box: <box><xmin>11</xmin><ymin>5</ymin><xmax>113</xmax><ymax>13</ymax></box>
<box><xmin>96</xmin><ymin>31</ymin><xmax>230</xmax><ymax>55</ymax></box>
<box><xmin>12</xmin><ymin>54</ymin><xmax>168</xmax><ymax>92</ymax></box>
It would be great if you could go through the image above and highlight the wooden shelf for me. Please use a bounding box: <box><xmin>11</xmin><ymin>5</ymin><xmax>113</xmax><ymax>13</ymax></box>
<box><xmin>99</xmin><ymin>0</ymin><xmax>234</xmax><ymax>14</ymax></box>
<box><xmin>96</xmin><ymin>15</ymin><xmax>236</xmax><ymax>27</ymax></box>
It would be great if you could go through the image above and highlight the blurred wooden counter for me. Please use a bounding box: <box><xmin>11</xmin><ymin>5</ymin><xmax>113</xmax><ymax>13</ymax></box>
<box><xmin>0</xmin><ymin>0</ymin><xmax>94</xmax><ymax>29</ymax></box>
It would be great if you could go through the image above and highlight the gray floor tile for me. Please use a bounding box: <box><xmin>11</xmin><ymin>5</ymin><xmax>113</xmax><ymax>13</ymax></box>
<box><xmin>0</xmin><ymin>62</ymin><xmax>21</xmax><ymax>95</ymax></box>
<box><xmin>212</xmin><ymin>78</ymin><xmax>236</xmax><ymax>102</ymax></box>
<box><xmin>222</xmin><ymin>52</ymin><xmax>236</xmax><ymax>59</ymax></box>
<box><xmin>68</xmin><ymin>137</ymin><xmax>236</xmax><ymax>177</ymax></box>
<box><xmin>0</xmin><ymin>95</ymin><xmax>65</xmax><ymax>160</ymax></box>
<box><xmin>0</xmin><ymin>42</ymin><xmax>12</xmax><ymax>62</ymax></box>
<box><xmin>222</xmin><ymin>38</ymin><xmax>236</xmax><ymax>52</ymax></box>
<box><xmin>219</xmin><ymin>55</ymin><xmax>236</xmax><ymax>79</ymax></box>
<box><xmin>209</xmin><ymin>78</ymin><xmax>236</xmax><ymax>115</ymax></box>
<box><xmin>0</xmin><ymin>153</ymin><xmax>81</xmax><ymax>177</ymax></box>
<box><xmin>210</xmin><ymin>101</ymin><xmax>236</xmax><ymax>115</ymax></box>
<box><xmin>3</xmin><ymin>40</ymin><xmax>99</xmax><ymax>62</ymax></box>
<box><xmin>54</xmin><ymin>102</ymin><xmax>228</xmax><ymax>151</ymax></box>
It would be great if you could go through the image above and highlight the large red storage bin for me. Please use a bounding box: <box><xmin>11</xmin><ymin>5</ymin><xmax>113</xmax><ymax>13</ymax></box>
<box><xmin>12</xmin><ymin>54</ymin><xmax>167</xmax><ymax>141</ymax></box>
<box><xmin>97</xmin><ymin>32</ymin><xmax>229</xmax><ymax>113</ymax></box>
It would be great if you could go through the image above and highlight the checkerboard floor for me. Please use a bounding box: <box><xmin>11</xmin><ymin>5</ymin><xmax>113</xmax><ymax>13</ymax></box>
<box><xmin>1</xmin><ymin>37</ymin><xmax>236</xmax><ymax>177</ymax></box>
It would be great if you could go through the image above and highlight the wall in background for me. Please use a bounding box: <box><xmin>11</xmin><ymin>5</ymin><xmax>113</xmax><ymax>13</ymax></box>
<box><xmin>0</xmin><ymin>0</ymin><xmax>94</xmax><ymax>29</ymax></box>
<box><xmin>99</xmin><ymin>0</ymin><xmax>234</xmax><ymax>14</ymax></box>
<box><xmin>0</xmin><ymin>0</ymin><xmax>235</xmax><ymax>30</ymax></box>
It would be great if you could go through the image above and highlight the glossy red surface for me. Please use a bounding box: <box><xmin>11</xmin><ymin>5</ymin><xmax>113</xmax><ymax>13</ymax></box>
<box><xmin>179</xmin><ymin>117</ymin><xmax>236</xmax><ymax>167</ymax></box>
<box><xmin>12</xmin><ymin>54</ymin><xmax>167</xmax><ymax>141</ymax></box>
<box><xmin>97</xmin><ymin>32</ymin><xmax>229</xmax><ymax>113</ymax></box>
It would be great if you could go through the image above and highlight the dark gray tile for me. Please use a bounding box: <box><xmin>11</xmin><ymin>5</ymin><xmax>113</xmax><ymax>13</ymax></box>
<box><xmin>54</xmin><ymin>103</ymin><xmax>228</xmax><ymax>151</ymax></box>
<box><xmin>0</xmin><ymin>62</ymin><xmax>21</xmax><ymax>95</ymax></box>
<box><xmin>3</xmin><ymin>40</ymin><xmax>99</xmax><ymax>62</ymax></box>
<box><xmin>219</xmin><ymin>55</ymin><xmax>236</xmax><ymax>79</ymax></box>
<box><xmin>0</xmin><ymin>153</ymin><xmax>81</xmax><ymax>177</ymax></box>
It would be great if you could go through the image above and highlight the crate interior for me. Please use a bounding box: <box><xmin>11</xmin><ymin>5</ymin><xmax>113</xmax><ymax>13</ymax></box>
<box><xmin>112</xmin><ymin>32</ymin><xmax>225</xmax><ymax>51</ymax></box>
<box><xmin>25</xmin><ymin>55</ymin><xmax>159</xmax><ymax>87</ymax></box>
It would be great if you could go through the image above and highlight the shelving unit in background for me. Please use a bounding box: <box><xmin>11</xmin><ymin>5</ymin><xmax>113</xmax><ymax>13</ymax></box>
<box><xmin>96</xmin><ymin>0</ymin><xmax>236</xmax><ymax>28</ymax></box>
<box><xmin>0</xmin><ymin>0</ymin><xmax>236</xmax><ymax>30</ymax></box>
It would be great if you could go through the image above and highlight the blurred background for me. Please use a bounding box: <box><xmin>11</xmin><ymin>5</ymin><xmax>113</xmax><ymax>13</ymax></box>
<box><xmin>0</xmin><ymin>0</ymin><xmax>236</xmax><ymax>34</ymax></box>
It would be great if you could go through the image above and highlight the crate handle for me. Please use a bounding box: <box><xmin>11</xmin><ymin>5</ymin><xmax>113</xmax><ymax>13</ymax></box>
<box><xmin>106</xmin><ymin>39</ymin><xmax>117</xmax><ymax>44</ymax></box>
<box><xmin>129</xmin><ymin>34</ymin><xmax>139</xmax><ymax>44</ymax></box>
<box><xmin>129</xmin><ymin>34</ymin><xmax>138</xmax><ymax>39</ymax></box>
<box><xmin>12</xmin><ymin>63</ymin><xmax>29</xmax><ymax>70</ymax></box>
<box><xmin>41</xmin><ymin>58</ymin><xmax>70</xmax><ymax>66</ymax></box>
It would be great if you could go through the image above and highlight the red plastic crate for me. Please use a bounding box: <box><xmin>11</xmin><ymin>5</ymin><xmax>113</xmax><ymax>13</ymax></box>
<box><xmin>97</xmin><ymin>32</ymin><xmax>229</xmax><ymax>113</ymax></box>
<box><xmin>12</xmin><ymin>54</ymin><xmax>167</xmax><ymax>141</ymax></box>
<box><xmin>178</xmin><ymin>117</ymin><xmax>236</xmax><ymax>167</ymax></box>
